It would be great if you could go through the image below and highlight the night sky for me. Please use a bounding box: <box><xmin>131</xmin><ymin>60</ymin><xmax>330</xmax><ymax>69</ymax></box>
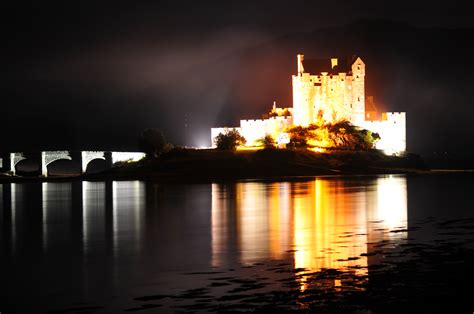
<box><xmin>2</xmin><ymin>1</ymin><xmax>474</xmax><ymax>155</ymax></box>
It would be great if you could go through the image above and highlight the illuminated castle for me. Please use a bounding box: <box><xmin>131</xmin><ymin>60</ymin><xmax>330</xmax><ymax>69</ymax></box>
<box><xmin>212</xmin><ymin>54</ymin><xmax>406</xmax><ymax>155</ymax></box>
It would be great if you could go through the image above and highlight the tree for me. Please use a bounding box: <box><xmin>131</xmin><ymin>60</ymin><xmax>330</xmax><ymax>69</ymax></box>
<box><xmin>139</xmin><ymin>128</ymin><xmax>168</xmax><ymax>157</ymax></box>
<box><xmin>287</xmin><ymin>124</ymin><xmax>318</xmax><ymax>147</ymax></box>
<box><xmin>214</xmin><ymin>129</ymin><xmax>246</xmax><ymax>150</ymax></box>
<box><xmin>257</xmin><ymin>134</ymin><xmax>276</xmax><ymax>149</ymax></box>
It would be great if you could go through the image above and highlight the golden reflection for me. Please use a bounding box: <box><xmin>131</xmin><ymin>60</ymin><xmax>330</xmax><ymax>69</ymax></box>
<box><xmin>211</xmin><ymin>176</ymin><xmax>407</xmax><ymax>290</ymax></box>
<box><xmin>268</xmin><ymin>182</ymin><xmax>292</xmax><ymax>260</ymax></box>
<box><xmin>211</xmin><ymin>184</ymin><xmax>232</xmax><ymax>267</ymax></box>
<box><xmin>236</xmin><ymin>182</ymin><xmax>269</xmax><ymax>263</ymax></box>
<box><xmin>293</xmin><ymin>179</ymin><xmax>368</xmax><ymax>290</ymax></box>
<box><xmin>211</xmin><ymin>182</ymin><xmax>292</xmax><ymax>266</ymax></box>
<box><xmin>374</xmin><ymin>175</ymin><xmax>408</xmax><ymax>233</ymax></box>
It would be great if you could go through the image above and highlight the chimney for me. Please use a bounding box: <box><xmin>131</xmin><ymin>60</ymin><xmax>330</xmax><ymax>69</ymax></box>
<box><xmin>331</xmin><ymin>58</ymin><xmax>338</xmax><ymax>69</ymax></box>
<box><xmin>297</xmin><ymin>54</ymin><xmax>304</xmax><ymax>75</ymax></box>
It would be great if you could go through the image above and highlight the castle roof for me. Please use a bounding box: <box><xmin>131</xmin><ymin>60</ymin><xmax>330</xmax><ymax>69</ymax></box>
<box><xmin>303</xmin><ymin>56</ymin><xmax>358</xmax><ymax>75</ymax></box>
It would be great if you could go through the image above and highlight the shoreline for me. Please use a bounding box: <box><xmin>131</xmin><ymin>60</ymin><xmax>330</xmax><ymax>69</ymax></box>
<box><xmin>2</xmin><ymin>149</ymin><xmax>473</xmax><ymax>184</ymax></box>
<box><xmin>1</xmin><ymin>168</ymin><xmax>473</xmax><ymax>185</ymax></box>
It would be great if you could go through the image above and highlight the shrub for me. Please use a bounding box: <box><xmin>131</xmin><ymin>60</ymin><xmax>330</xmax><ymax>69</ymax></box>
<box><xmin>257</xmin><ymin>134</ymin><xmax>276</xmax><ymax>149</ymax></box>
<box><xmin>139</xmin><ymin>128</ymin><xmax>168</xmax><ymax>157</ymax></box>
<box><xmin>214</xmin><ymin>129</ymin><xmax>246</xmax><ymax>150</ymax></box>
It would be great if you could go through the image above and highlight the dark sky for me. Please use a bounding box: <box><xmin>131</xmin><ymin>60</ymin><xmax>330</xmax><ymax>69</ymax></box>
<box><xmin>2</xmin><ymin>1</ymin><xmax>474</xmax><ymax>154</ymax></box>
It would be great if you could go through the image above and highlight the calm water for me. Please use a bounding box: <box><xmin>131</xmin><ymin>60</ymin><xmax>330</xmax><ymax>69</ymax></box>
<box><xmin>1</xmin><ymin>174</ymin><xmax>474</xmax><ymax>313</ymax></box>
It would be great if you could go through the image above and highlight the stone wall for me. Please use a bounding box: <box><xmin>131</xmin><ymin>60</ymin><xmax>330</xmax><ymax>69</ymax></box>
<box><xmin>362</xmin><ymin>112</ymin><xmax>406</xmax><ymax>155</ymax></box>
<box><xmin>211</xmin><ymin>116</ymin><xmax>292</xmax><ymax>148</ymax></box>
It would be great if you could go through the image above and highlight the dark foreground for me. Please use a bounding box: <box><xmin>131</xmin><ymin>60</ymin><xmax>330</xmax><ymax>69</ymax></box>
<box><xmin>138</xmin><ymin>218</ymin><xmax>473</xmax><ymax>313</ymax></box>
<box><xmin>6</xmin><ymin>216</ymin><xmax>471</xmax><ymax>313</ymax></box>
<box><xmin>1</xmin><ymin>175</ymin><xmax>474</xmax><ymax>313</ymax></box>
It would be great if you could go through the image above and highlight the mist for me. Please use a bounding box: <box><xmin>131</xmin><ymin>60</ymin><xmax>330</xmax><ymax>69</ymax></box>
<box><xmin>2</xmin><ymin>2</ymin><xmax>474</xmax><ymax>155</ymax></box>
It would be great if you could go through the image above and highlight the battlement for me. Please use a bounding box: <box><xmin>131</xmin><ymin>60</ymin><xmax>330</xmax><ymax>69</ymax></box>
<box><xmin>385</xmin><ymin>112</ymin><xmax>406</xmax><ymax>118</ymax></box>
<box><xmin>378</xmin><ymin>112</ymin><xmax>406</xmax><ymax>123</ymax></box>
<box><xmin>240</xmin><ymin>119</ymin><xmax>265</xmax><ymax>124</ymax></box>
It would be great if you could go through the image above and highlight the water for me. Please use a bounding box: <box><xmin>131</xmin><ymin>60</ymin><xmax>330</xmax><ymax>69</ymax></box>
<box><xmin>1</xmin><ymin>174</ymin><xmax>473</xmax><ymax>313</ymax></box>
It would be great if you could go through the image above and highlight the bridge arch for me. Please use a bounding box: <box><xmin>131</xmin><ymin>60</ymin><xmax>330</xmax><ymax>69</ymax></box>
<box><xmin>81</xmin><ymin>151</ymin><xmax>107</xmax><ymax>173</ymax></box>
<box><xmin>10</xmin><ymin>153</ymin><xmax>27</xmax><ymax>175</ymax></box>
<box><xmin>3</xmin><ymin>150</ymin><xmax>145</xmax><ymax>176</ymax></box>
<box><xmin>41</xmin><ymin>151</ymin><xmax>72</xmax><ymax>177</ymax></box>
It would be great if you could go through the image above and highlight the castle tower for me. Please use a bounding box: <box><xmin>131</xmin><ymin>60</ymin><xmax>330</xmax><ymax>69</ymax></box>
<box><xmin>292</xmin><ymin>54</ymin><xmax>315</xmax><ymax>126</ymax></box>
<box><xmin>350</xmin><ymin>57</ymin><xmax>366</xmax><ymax>125</ymax></box>
<box><xmin>292</xmin><ymin>54</ymin><xmax>366</xmax><ymax>126</ymax></box>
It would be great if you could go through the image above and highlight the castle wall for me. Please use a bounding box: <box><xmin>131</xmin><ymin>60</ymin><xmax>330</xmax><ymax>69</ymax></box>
<box><xmin>240</xmin><ymin>116</ymin><xmax>293</xmax><ymax>146</ymax></box>
<box><xmin>211</xmin><ymin>116</ymin><xmax>292</xmax><ymax>148</ymax></box>
<box><xmin>316</xmin><ymin>72</ymin><xmax>353</xmax><ymax>123</ymax></box>
<box><xmin>362</xmin><ymin>112</ymin><xmax>406</xmax><ymax>155</ymax></box>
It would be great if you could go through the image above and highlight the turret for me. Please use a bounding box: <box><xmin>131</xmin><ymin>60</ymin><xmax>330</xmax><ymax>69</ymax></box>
<box><xmin>297</xmin><ymin>54</ymin><xmax>304</xmax><ymax>75</ymax></box>
<box><xmin>351</xmin><ymin>57</ymin><xmax>366</xmax><ymax>124</ymax></box>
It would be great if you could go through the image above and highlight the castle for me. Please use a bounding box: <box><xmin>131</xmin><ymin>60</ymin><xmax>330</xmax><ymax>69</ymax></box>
<box><xmin>211</xmin><ymin>54</ymin><xmax>406</xmax><ymax>155</ymax></box>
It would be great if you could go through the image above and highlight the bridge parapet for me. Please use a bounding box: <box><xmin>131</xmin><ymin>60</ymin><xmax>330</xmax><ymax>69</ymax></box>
<box><xmin>112</xmin><ymin>152</ymin><xmax>146</xmax><ymax>164</ymax></box>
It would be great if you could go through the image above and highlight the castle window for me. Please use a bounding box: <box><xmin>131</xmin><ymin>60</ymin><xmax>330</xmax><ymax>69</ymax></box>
<box><xmin>358</xmin><ymin>97</ymin><xmax>360</xmax><ymax>101</ymax></box>
<box><xmin>357</xmin><ymin>65</ymin><xmax>361</xmax><ymax>70</ymax></box>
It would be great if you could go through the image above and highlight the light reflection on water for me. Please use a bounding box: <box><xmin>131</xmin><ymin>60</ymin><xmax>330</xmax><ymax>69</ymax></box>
<box><xmin>0</xmin><ymin>175</ymin><xmax>436</xmax><ymax>312</ymax></box>
<box><xmin>42</xmin><ymin>182</ymin><xmax>73</xmax><ymax>251</ymax></box>
<box><xmin>211</xmin><ymin>176</ymin><xmax>407</xmax><ymax>290</ymax></box>
<box><xmin>111</xmin><ymin>181</ymin><xmax>145</xmax><ymax>254</ymax></box>
<box><xmin>82</xmin><ymin>181</ymin><xmax>106</xmax><ymax>254</ymax></box>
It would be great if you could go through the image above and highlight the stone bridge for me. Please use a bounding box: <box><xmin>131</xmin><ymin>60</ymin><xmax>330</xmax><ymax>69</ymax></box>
<box><xmin>0</xmin><ymin>151</ymin><xmax>146</xmax><ymax>177</ymax></box>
